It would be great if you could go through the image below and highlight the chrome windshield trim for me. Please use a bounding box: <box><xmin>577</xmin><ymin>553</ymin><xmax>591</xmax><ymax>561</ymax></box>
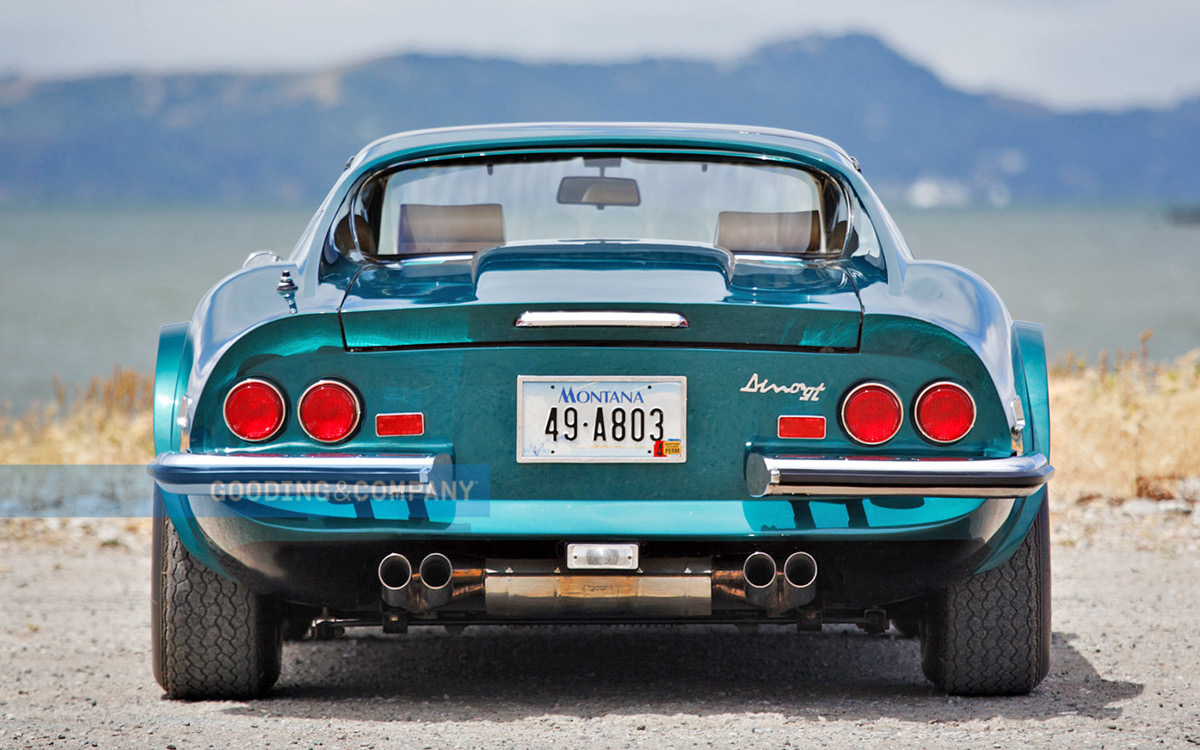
<box><xmin>398</xmin><ymin>254</ymin><xmax>475</xmax><ymax>264</ymax></box>
<box><xmin>746</xmin><ymin>453</ymin><xmax>1052</xmax><ymax>498</ymax></box>
<box><xmin>515</xmin><ymin>311</ymin><xmax>688</xmax><ymax>328</ymax></box>
<box><xmin>732</xmin><ymin>253</ymin><xmax>806</xmax><ymax>265</ymax></box>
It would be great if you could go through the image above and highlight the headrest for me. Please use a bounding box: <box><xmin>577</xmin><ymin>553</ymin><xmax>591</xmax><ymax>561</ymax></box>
<box><xmin>827</xmin><ymin>220</ymin><xmax>858</xmax><ymax>256</ymax></box>
<box><xmin>333</xmin><ymin>214</ymin><xmax>378</xmax><ymax>258</ymax></box>
<box><xmin>397</xmin><ymin>203</ymin><xmax>505</xmax><ymax>255</ymax></box>
<box><xmin>715</xmin><ymin>211</ymin><xmax>822</xmax><ymax>256</ymax></box>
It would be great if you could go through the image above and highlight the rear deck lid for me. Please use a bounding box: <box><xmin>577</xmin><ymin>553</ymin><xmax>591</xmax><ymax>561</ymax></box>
<box><xmin>338</xmin><ymin>243</ymin><xmax>863</xmax><ymax>351</ymax></box>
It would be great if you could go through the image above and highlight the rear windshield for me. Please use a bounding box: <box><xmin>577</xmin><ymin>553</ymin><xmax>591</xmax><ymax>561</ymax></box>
<box><xmin>333</xmin><ymin>154</ymin><xmax>852</xmax><ymax>261</ymax></box>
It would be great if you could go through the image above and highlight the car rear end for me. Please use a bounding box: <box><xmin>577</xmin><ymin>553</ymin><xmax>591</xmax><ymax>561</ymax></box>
<box><xmin>154</xmin><ymin>258</ymin><xmax>1046</xmax><ymax>618</ymax></box>
<box><xmin>149</xmin><ymin>128</ymin><xmax>1052</xmax><ymax>698</ymax></box>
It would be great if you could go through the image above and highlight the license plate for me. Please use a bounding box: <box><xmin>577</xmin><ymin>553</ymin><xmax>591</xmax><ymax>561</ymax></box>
<box><xmin>516</xmin><ymin>376</ymin><xmax>686</xmax><ymax>463</ymax></box>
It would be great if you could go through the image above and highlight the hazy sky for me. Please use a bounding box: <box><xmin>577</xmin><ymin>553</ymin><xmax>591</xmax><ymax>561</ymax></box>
<box><xmin>3</xmin><ymin>0</ymin><xmax>1199</xmax><ymax>111</ymax></box>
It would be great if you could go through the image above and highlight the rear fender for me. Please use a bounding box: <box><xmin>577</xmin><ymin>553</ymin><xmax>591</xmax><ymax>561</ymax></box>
<box><xmin>153</xmin><ymin>486</ymin><xmax>232</xmax><ymax>577</ymax></box>
<box><xmin>153</xmin><ymin>323</ymin><xmax>191</xmax><ymax>455</ymax></box>
<box><xmin>1014</xmin><ymin>321</ymin><xmax>1051</xmax><ymax>459</ymax></box>
<box><xmin>152</xmin><ymin>322</ymin><xmax>231</xmax><ymax>576</ymax></box>
<box><xmin>973</xmin><ymin>321</ymin><xmax>1050</xmax><ymax>574</ymax></box>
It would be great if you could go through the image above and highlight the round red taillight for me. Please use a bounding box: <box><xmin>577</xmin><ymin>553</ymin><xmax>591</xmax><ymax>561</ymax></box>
<box><xmin>298</xmin><ymin>380</ymin><xmax>361</xmax><ymax>443</ymax></box>
<box><xmin>841</xmin><ymin>383</ymin><xmax>903</xmax><ymax>445</ymax></box>
<box><xmin>224</xmin><ymin>378</ymin><xmax>285</xmax><ymax>442</ymax></box>
<box><xmin>914</xmin><ymin>382</ymin><xmax>976</xmax><ymax>444</ymax></box>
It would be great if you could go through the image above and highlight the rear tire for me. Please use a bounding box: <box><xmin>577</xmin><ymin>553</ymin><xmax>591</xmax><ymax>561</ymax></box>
<box><xmin>151</xmin><ymin>505</ymin><xmax>281</xmax><ymax>699</ymax></box>
<box><xmin>891</xmin><ymin>617</ymin><xmax>921</xmax><ymax>638</ymax></box>
<box><xmin>920</xmin><ymin>499</ymin><xmax>1051</xmax><ymax>696</ymax></box>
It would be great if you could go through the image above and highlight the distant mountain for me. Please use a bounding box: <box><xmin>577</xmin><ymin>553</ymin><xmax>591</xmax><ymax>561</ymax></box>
<box><xmin>1</xmin><ymin>34</ymin><xmax>1197</xmax><ymax>206</ymax></box>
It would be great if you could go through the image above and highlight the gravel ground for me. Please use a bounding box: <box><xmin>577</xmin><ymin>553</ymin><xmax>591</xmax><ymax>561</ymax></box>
<box><xmin>2</xmin><ymin>505</ymin><xmax>1198</xmax><ymax>749</ymax></box>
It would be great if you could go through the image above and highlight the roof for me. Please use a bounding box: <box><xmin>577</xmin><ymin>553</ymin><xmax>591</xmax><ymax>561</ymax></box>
<box><xmin>348</xmin><ymin>122</ymin><xmax>857</xmax><ymax>174</ymax></box>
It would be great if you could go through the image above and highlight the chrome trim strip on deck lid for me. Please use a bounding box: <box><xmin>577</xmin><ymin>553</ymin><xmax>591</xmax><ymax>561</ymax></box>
<box><xmin>515</xmin><ymin>311</ymin><xmax>688</xmax><ymax>328</ymax></box>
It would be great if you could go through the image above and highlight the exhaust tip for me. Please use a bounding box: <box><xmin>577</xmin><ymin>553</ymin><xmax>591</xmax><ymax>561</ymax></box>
<box><xmin>783</xmin><ymin>551</ymin><xmax>818</xmax><ymax>589</ymax></box>
<box><xmin>378</xmin><ymin>553</ymin><xmax>412</xmax><ymax>591</ymax></box>
<box><xmin>743</xmin><ymin>552</ymin><xmax>778</xmax><ymax>590</ymax></box>
<box><xmin>419</xmin><ymin>552</ymin><xmax>453</xmax><ymax>591</ymax></box>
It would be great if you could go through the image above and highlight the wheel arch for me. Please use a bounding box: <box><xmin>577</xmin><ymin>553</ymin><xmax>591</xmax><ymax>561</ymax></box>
<box><xmin>972</xmin><ymin>320</ymin><xmax>1051</xmax><ymax>574</ymax></box>
<box><xmin>153</xmin><ymin>323</ymin><xmax>232</xmax><ymax>576</ymax></box>
<box><xmin>153</xmin><ymin>322</ymin><xmax>191</xmax><ymax>455</ymax></box>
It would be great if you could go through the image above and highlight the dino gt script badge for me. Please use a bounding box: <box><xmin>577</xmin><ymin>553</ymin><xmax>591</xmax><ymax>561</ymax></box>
<box><xmin>739</xmin><ymin>373</ymin><xmax>826</xmax><ymax>402</ymax></box>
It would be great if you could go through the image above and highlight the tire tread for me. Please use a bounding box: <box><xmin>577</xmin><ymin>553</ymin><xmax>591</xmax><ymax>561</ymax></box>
<box><xmin>154</xmin><ymin>515</ymin><xmax>280</xmax><ymax>699</ymax></box>
<box><xmin>921</xmin><ymin>500</ymin><xmax>1051</xmax><ymax>696</ymax></box>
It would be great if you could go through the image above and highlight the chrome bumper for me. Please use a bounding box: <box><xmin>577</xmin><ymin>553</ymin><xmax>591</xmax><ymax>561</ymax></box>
<box><xmin>148</xmin><ymin>452</ymin><xmax>452</xmax><ymax>497</ymax></box>
<box><xmin>745</xmin><ymin>453</ymin><xmax>1053</xmax><ymax>498</ymax></box>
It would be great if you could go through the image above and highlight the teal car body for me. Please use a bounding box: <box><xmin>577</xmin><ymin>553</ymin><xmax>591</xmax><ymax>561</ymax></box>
<box><xmin>149</xmin><ymin>123</ymin><xmax>1053</xmax><ymax>696</ymax></box>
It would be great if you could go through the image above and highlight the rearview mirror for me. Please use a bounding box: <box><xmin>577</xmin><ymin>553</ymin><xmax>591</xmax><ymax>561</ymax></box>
<box><xmin>556</xmin><ymin>176</ymin><xmax>641</xmax><ymax>207</ymax></box>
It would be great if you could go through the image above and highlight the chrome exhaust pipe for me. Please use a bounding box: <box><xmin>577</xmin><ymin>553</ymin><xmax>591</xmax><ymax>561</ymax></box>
<box><xmin>378</xmin><ymin>553</ymin><xmax>413</xmax><ymax>609</ymax></box>
<box><xmin>418</xmin><ymin>552</ymin><xmax>454</xmax><ymax>609</ymax></box>
<box><xmin>781</xmin><ymin>551</ymin><xmax>818</xmax><ymax>609</ymax></box>
<box><xmin>742</xmin><ymin>551</ymin><xmax>778</xmax><ymax>608</ymax></box>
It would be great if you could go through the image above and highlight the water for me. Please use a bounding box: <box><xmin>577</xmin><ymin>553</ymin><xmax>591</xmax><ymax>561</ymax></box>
<box><xmin>0</xmin><ymin>205</ymin><xmax>313</xmax><ymax>408</ymax></box>
<box><xmin>2</xmin><ymin>204</ymin><xmax>1199</xmax><ymax>410</ymax></box>
<box><xmin>894</xmin><ymin>207</ymin><xmax>1200</xmax><ymax>361</ymax></box>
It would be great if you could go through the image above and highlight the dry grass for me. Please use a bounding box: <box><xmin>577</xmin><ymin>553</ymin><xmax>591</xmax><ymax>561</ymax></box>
<box><xmin>4</xmin><ymin>346</ymin><xmax>1200</xmax><ymax>505</ymax></box>
<box><xmin>1050</xmin><ymin>332</ymin><xmax>1200</xmax><ymax>503</ymax></box>
<box><xmin>0</xmin><ymin>368</ymin><xmax>153</xmax><ymax>465</ymax></box>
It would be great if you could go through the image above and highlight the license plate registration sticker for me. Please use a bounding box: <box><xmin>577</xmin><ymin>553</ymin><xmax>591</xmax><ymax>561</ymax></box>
<box><xmin>517</xmin><ymin>376</ymin><xmax>686</xmax><ymax>463</ymax></box>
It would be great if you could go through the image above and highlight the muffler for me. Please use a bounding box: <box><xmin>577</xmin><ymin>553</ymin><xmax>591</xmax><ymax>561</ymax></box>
<box><xmin>379</xmin><ymin>551</ymin><xmax>816</xmax><ymax>617</ymax></box>
<box><xmin>484</xmin><ymin>558</ymin><xmax>712</xmax><ymax>617</ymax></box>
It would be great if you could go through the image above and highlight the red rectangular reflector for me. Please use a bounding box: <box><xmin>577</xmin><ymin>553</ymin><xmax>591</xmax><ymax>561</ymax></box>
<box><xmin>376</xmin><ymin>413</ymin><xmax>425</xmax><ymax>437</ymax></box>
<box><xmin>778</xmin><ymin>415</ymin><xmax>826</xmax><ymax>439</ymax></box>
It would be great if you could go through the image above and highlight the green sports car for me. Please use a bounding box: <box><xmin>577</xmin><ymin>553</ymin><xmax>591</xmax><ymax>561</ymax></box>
<box><xmin>148</xmin><ymin>123</ymin><xmax>1053</xmax><ymax>698</ymax></box>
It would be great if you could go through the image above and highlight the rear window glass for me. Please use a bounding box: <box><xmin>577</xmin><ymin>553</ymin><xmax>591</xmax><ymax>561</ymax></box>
<box><xmin>335</xmin><ymin>154</ymin><xmax>852</xmax><ymax>261</ymax></box>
